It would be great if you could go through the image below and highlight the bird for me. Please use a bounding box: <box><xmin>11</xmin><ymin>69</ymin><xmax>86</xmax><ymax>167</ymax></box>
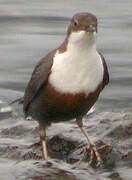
<box><xmin>23</xmin><ymin>12</ymin><xmax>109</xmax><ymax>165</ymax></box>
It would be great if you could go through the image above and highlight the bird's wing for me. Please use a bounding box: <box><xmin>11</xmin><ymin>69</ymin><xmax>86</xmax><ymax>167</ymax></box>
<box><xmin>100</xmin><ymin>53</ymin><xmax>109</xmax><ymax>88</ymax></box>
<box><xmin>23</xmin><ymin>50</ymin><xmax>55</xmax><ymax>113</ymax></box>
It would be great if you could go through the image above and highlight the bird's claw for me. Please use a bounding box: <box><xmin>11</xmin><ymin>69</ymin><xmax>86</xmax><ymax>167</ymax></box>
<box><xmin>88</xmin><ymin>144</ymin><xmax>103</xmax><ymax>167</ymax></box>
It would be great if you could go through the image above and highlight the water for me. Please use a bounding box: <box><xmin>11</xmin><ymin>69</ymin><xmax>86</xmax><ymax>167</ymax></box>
<box><xmin>0</xmin><ymin>0</ymin><xmax>132</xmax><ymax>110</ymax></box>
<box><xmin>0</xmin><ymin>0</ymin><xmax>132</xmax><ymax>179</ymax></box>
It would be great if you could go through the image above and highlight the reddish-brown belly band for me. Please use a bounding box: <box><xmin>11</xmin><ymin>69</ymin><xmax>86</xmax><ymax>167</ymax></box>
<box><xmin>27</xmin><ymin>82</ymin><xmax>103</xmax><ymax>126</ymax></box>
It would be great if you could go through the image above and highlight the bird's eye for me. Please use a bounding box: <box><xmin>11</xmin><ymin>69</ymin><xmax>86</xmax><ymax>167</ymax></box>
<box><xmin>73</xmin><ymin>20</ymin><xmax>78</xmax><ymax>26</ymax></box>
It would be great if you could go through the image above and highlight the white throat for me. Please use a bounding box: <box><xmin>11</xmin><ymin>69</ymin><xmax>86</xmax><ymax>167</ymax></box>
<box><xmin>68</xmin><ymin>30</ymin><xmax>97</xmax><ymax>51</ymax></box>
<box><xmin>49</xmin><ymin>30</ymin><xmax>104</xmax><ymax>95</ymax></box>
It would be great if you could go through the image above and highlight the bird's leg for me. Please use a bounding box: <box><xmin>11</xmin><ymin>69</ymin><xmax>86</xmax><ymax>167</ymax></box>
<box><xmin>39</xmin><ymin>126</ymin><xmax>48</xmax><ymax>160</ymax></box>
<box><xmin>76</xmin><ymin>117</ymin><xmax>102</xmax><ymax>166</ymax></box>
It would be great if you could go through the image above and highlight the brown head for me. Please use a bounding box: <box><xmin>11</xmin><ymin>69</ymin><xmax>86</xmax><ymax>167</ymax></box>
<box><xmin>62</xmin><ymin>13</ymin><xmax>98</xmax><ymax>50</ymax></box>
<box><xmin>59</xmin><ymin>12</ymin><xmax>98</xmax><ymax>53</ymax></box>
<box><xmin>67</xmin><ymin>13</ymin><xmax>98</xmax><ymax>35</ymax></box>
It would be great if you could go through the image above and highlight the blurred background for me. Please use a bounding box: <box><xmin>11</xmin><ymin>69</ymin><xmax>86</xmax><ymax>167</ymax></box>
<box><xmin>0</xmin><ymin>0</ymin><xmax>132</xmax><ymax>112</ymax></box>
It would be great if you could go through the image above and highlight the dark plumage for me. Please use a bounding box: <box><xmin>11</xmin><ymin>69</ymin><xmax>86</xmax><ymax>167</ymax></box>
<box><xmin>23</xmin><ymin>12</ymin><xmax>109</xmax><ymax>164</ymax></box>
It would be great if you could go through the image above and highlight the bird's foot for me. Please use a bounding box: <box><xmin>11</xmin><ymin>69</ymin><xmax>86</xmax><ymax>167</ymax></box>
<box><xmin>87</xmin><ymin>144</ymin><xmax>103</xmax><ymax>167</ymax></box>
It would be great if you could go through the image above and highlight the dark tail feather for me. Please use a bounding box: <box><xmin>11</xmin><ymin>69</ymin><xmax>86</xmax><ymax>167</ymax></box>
<box><xmin>9</xmin><ymin>97</ymin><xmax>24</xmax><ymax>105</ymax></box>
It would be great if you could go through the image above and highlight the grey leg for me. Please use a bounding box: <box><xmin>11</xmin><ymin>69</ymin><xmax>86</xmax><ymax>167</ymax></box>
<box><xmin>39</xmin><ymin>126</ymin><xmax>48</xmax><ymax>160</ymax></box>
<box><xmin>76</xmin><ymin>117</ymin><xmax>102</xmax><ymax>165</ymax></box>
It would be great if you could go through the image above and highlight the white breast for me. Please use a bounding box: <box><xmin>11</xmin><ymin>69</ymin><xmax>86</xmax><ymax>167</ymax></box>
<box><xmin>49</xmin><ymin>31</ymin><xmax>104</xmax><ymax>96</ymax></box>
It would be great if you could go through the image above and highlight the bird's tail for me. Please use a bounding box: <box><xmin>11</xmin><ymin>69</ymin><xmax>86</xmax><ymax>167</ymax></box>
<box><xmin>9</xmin><ymin>97</ymin><xmax>24</xmax><ymax>105</ymax></box>
<box><xmin>0</xmin><ymin>97</ymin><xmax>24</xmax><ymax>114</ymax></box>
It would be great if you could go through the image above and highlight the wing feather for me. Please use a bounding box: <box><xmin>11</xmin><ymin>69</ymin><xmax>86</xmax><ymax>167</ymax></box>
<box><xmin>23</xmin><ymin>51</ymin><xmax>55</xmax><ymax>113</ymax></box>
<box><xmin>100</xmin><ymin>53</ymin><xmax>109</xmax><ymax>88</ymax></box>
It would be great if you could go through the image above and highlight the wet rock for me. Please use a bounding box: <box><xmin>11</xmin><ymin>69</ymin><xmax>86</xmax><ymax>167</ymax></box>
<box><xmin>48</xmin><ymin>135</ymin><xmax>78</xmax><ymax>159</ymax></box>
<box><xmin>0</xmin><ymin>109</ymin><xmax>132</xmax><ymax>179</ymax></box>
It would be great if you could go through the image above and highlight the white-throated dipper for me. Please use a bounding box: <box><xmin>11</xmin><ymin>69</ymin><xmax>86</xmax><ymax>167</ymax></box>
<box><xmin>23</xmin><ymin>12</ymin><xmax>109</xmax><ymax>165</ymax></box>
